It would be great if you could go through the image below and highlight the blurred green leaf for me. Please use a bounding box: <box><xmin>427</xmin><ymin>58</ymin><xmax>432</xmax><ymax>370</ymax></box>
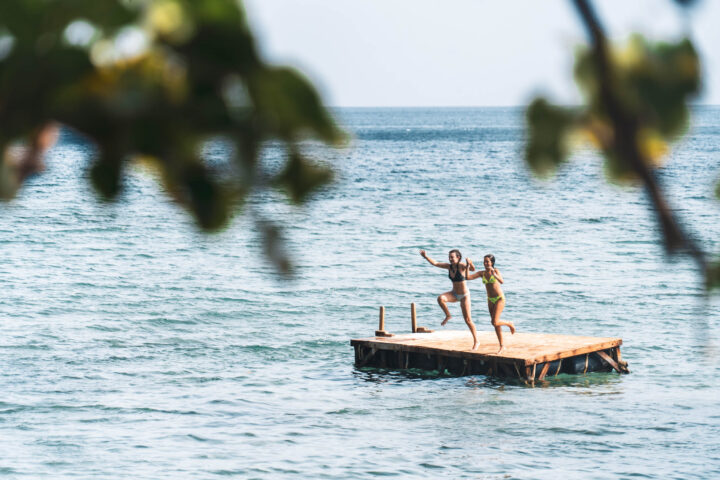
<box><xmin>0</xmin><ymin>1</ymin><xmax>138</xmax><ymax>42</ymax></box>
<box><xmin>250</xmin><ymin>67</ymin><xmax>345</xmax><ymax>145</ymax></box>
<box><xmin>706</xmin><ymin>261</ymin><xmax>720</xmax><ymax>289</ymax></box>
<box><xmin>90</xmin><ymin>154</ymin><xmax>123</xmax><ymax>200</ymax></box>
<box><xmin>185</xmin><ymin>0</ymin><xmax>247</xmax><ymax>28</ymax></box>
<box><xmin>525</xmin><ymin>98</ymin><xmax>576</xmax><ymax>177</ymax></box>
<box><xmin>180</xmin><ymin>162</ymin><xmax>229</xmax><ymax>231</ymax></box>
<box><xmin>257</xmin><ymin>218</ymin><xmax>292</xmax><ymax>275</ymax></box>
<box><xmin>618</xmin><ymin>36</ymin><xmax>699</xmax><ymax>138</ymax></box>
<box><xmin>574</xmin><ymin>36</ymin><xmax>700</xmax><ymax>143</ymax></box>
<box><xmin>532</xmin><ymin>36</ymin><xmax>700</xmax><ymax>184</ymax></box>
<box><xmin>273</xmin><ymin>151</ymin><xmax>333</xmax><ymax>204</ymax></box>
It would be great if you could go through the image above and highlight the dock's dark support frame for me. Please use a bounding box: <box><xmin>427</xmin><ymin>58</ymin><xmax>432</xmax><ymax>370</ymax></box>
<box><xmin>351</xmin><ymin>342</ymin><xmax>629</xmax><ymax>380</ymax></box>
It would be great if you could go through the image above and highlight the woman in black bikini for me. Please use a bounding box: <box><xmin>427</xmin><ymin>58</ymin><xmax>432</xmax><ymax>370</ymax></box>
<box><xmin>420</xmin><ymin>249</ymin><xmax>480</xmax><ymax>350</ymax></box>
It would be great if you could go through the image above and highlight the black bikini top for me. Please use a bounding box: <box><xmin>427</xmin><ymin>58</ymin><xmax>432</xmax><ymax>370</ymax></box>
<box><xmin>448</xmin><ymin>264</ymin><xmax>466</xmax><ymax>282</ymax></box>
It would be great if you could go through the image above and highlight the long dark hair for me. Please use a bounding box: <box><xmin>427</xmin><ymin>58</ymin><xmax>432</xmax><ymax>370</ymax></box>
<box><xmin>484</xmin><ymin>254</ymin><xmax>496</xmax><ymax>266</ymax></box>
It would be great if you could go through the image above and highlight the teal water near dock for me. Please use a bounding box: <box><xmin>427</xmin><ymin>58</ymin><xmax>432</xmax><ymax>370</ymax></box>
<box><xmin>1</xmin><ymin>107</ymin><xmax>719</xmax><ymax>478</ymax></box>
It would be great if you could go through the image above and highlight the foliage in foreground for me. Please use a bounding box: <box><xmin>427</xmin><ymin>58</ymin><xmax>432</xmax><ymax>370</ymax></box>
<box><xmin>2</xmin><ymin>0</ymin><xmax>717</xmax><ymax>287</ymax></box>
<box><xmin>526</xmin><ymin>36</ymin><xmax>699</xmax><ymax>181</ymax></box>
<box><xmin>525</xmin><ymin>0</ymin><xmax>720</xmax><ymax>288</ymax></box>
<box><xmin>0</xmin><ymin>0</ymin><xmax>345</xmax><ymax>271</ymax></box>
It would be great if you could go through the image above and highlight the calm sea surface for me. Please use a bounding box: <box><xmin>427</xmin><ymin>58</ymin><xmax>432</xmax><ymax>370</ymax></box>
<box><xmin>1</xmin><ymin>107</ymin><xmax>720</xmax><ymax>479</ymax></box>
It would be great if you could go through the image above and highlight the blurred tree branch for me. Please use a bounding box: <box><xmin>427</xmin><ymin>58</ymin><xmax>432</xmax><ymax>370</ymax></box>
<box><xmin>526</xmin><ymin>0</ymin><xmax>714</xmax><ymax>286</ymax></box>
<box><xmin>0</xmin><ymin>0</ymin><xmax>346</xmax><ymax>274</ymax></box>
<box><xmin>571</xmin><ymin>0</ymin><xmax>706</xmax><ymax>271</ymax></box>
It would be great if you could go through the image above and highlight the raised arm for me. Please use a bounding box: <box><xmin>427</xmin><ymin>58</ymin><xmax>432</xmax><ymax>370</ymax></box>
<box><xmin>490</xmin><ymin>267</ymin><xmax>504</xmax><ymax>284</ymax></box>
<box><xmin>466</xmin><ymin>258</ymin><xmax>476</xmax><ymax>272</ymax></box>
<box><xmin>461</xmin><ymin>258</ymin><xmax>475</xmax><ymax>279</ymax></box>
<box><xmin>420</xmin><ymin>250</ymin><xmax>449</xmax><ymax>269</ymax></box>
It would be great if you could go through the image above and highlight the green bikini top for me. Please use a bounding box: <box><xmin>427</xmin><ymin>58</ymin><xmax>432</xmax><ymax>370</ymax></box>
<box><xmin>482</xmin><ymin>274</ymin><xmax>497</xmax><ymax>284</ymax></box>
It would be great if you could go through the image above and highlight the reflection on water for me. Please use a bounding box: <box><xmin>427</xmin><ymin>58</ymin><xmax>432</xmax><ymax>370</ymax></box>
<box><xmin>354</xmin><ymin>365</ymin><xmax>625</xmax><ymax>391</ymax></box>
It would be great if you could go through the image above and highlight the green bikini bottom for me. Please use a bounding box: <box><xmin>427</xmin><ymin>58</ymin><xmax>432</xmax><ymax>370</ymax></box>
<box><xmin>487</xmin><ymin>295</ymin><xmax>505</xmax><ymax>305</ymax></box>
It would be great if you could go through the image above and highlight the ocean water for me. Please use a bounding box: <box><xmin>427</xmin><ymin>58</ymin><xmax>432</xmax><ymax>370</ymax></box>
<box><xmin>1</xmin><ymin>107</ymin><xmax>720</xmax><ymax>479</ymax></box>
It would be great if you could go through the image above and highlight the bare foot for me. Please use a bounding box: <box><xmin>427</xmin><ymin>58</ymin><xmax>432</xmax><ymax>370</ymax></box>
<box><xmin>509</xmin><ymin>323</ymin><xmax>516</xmax><ymax>335</ymax></box>
<box><xmin>471</xmin><ymin>341</ymin><xmax>480</xmax><ymax>351</ymax></box>
<box><xmin>441</xmin><ymin>316</ymin><xmax>451</xmax><ymax>326</ymax></box>
<box><xmin>496</xmin><ymin>345</ymin><xmax>506</xmax><ymax>355</ymax></box>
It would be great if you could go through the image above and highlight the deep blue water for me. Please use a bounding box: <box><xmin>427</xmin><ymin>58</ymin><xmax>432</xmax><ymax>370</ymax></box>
<box><xmin>1</xmin><ymin>107</ymin><xmax>720</xmax><ymax>479</ymax></box>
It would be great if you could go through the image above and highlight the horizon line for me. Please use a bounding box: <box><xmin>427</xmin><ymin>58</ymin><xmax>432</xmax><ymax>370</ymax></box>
<box><xmin>328</xmin><ymin>103</ymin><xmax>719</xmax><ymax>109</ymax></box>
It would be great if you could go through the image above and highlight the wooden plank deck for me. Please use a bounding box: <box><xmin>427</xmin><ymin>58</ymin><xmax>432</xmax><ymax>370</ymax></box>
<box><xmin>351</xmin><ymin>330</ymin><xmax>629</xmax><ymax>381</ymax></box>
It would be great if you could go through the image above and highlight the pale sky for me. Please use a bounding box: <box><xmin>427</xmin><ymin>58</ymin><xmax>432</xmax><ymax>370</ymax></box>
<box><xmin>242</xmin><ymin>0</ymin><xmax>720</xmax><ymax>107</ymax></box>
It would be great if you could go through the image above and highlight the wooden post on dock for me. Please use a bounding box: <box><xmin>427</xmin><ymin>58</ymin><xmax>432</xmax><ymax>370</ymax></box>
<box><xmin>411</xmin><ymin>303</ymin><xmax>417</xmax><ymax>333</ymax></box>
<box><xmin>375</xmin><ymin>306</ymin><xmax>394</xmax><ymax>337</ymax></box>
<box><xmin>412</xmin><ymin>302</ymin><xmax>434</xmax><ymax>333</ymax></box>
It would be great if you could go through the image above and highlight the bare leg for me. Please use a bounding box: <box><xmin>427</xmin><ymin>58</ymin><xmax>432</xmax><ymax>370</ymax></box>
<box><xmin>493</xmin><ymin>299</ymin><xmax>514</xmax><ymax>334</ymax></box>
<box><xmin>437</xmin><ymin>292</ymin><xmax>456</xmax><ymax>326</ymax></box>
<box><xmin>493</xmin><ymin>325</ymin><xmax>505</xmax><ymax>354</ymax></box>
<box><xmin>459</xmin><ymin>296</ymin><xmax>479</xmax><ymax>350</ymax></box>
<box><xmin>489</xmin><ymin>299</ymin><xmax>513</xmax><ymax>354</ymax></box>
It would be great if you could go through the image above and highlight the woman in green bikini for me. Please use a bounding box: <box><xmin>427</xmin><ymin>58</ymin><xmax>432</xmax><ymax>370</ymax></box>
<box><xmin>467</xmin><ymin>254</ymin><xmax>515</xmax><ymax>354</ymax></box>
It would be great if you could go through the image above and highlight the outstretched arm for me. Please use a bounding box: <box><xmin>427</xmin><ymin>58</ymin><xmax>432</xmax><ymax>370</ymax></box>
<box><xmin>466</xmin><ymin>269</ymin><xmax>483</xmax><ymax>280</ymax></box>
<box><xmin>420</xmin><ymin>250</ymin><xmax>449</xmax><ymax>269</ymax></box>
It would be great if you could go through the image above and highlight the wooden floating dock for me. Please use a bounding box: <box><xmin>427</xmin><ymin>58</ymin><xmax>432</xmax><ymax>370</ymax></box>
<box><xmin>351</xmin><ymin>330</ymin><xmax>629</xmax><ymax>381</ymax></box>
<box><xmin>351</xmin><ymin>305</ymin><xmax>629</xmax><ymax>381</ymax></box>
